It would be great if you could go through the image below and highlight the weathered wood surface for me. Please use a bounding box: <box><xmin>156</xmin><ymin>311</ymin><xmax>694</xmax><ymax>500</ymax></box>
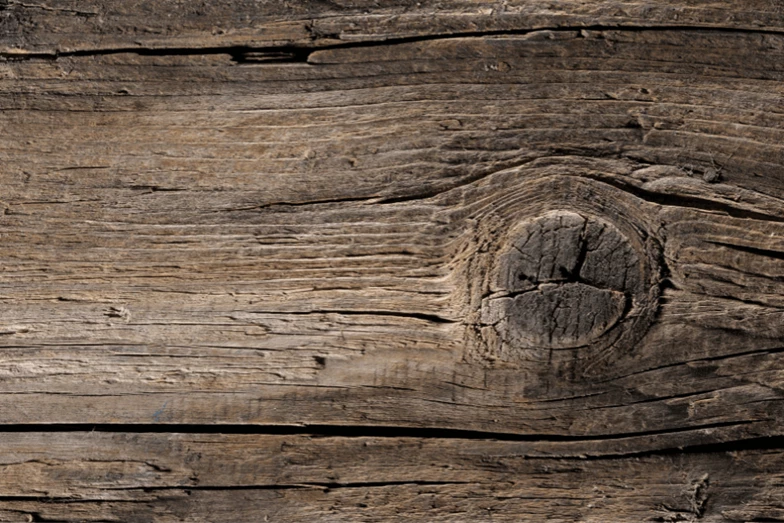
<box><xmin>2</xmin><ymin>0</ymin><xmax>784</xmax><ymax>520</ymax></box>
<box><xmin>4</xmin><ymin>0</ymin><xmax>784</xmax><ymax>53</ymax></box>
<box><xmin>0</xmin><ymin>432</ymin><xmax>782</xmax><ymax>522</ymax></box>
<box><xmin>3</xmin><ymin>24</ymin><xmax>784</xmax><ymax>440</ymax></box>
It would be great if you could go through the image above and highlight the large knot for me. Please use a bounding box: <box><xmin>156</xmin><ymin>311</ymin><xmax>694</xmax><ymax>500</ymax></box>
<box><xmin>481</xmin><ymin>211</ymin><xmax>642</xmax><ymax>350</ymax></box>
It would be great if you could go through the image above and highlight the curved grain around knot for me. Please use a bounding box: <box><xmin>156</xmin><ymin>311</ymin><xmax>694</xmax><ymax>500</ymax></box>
<box><xmin>465</xmin><ymin>176</ymin><xmax>662</xmax><ymax>381</ymax></box>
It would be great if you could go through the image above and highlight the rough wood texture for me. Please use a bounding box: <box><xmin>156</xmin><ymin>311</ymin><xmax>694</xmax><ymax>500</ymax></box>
<box><xmin>1</xmin><ymin>0</ymin><xmax>784</xmax><ymax>520</ymax></box>
<box><xmin>0</xmin><ymin>432</ymin><xmax>782</xmax><ymax>522</ymax></box>
<box><xmin>5</xmin><ymin>0</ymin><xmax>784</xmax><ymax>53</ymax></box>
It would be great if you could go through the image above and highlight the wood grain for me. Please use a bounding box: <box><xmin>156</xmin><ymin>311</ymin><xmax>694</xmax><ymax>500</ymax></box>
<box><xmin>2</xmin><ymin>29</ymin><xmax>783</xmax><ymax>440</ymax></box>
<box><xmin>1</xmin><ymin>1</ymin><xmax>784</xmax><ymax>520</ymax></box>
<box><xmin>5</xmin><ymin>0</ymin><xmax>784</xmax><ymax>53</ymax></box>
<box><xmin>0</xmin><ymin>431</ymin><xmax>780</xmax><ymax>522</ymax></box>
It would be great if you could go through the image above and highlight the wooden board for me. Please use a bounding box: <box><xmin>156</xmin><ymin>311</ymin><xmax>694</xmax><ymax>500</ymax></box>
<box><xmin>0</xmin><ymin>431</ymin><xmax>782</xmax><ymax>522</ymax></box>
<box><xmin>1</xmin><ymin>1</ymin><xmax>784</xmax><ymax>520</ymax></box>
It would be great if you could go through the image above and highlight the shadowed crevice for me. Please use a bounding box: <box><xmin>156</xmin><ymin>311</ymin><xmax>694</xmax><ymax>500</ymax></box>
<box><xmin>4</xmin><ymin>24</ymin><xmax>784</xmax><ymax>63</ymax></box>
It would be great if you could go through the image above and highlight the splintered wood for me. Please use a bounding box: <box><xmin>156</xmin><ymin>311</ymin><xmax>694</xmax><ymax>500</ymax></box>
<box><xmin>1</xmin><ymin>1</ymin><xmax>783</xmax><ymax>521</ymax></box>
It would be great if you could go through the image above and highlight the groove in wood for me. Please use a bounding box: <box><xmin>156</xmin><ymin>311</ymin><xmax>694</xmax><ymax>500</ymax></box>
<box><xmin>1</xmin><ymin>2</ymin><xmax>784</xmax><ymax>520</ymax></box>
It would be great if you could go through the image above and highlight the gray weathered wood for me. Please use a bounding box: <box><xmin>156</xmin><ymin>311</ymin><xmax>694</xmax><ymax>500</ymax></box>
<box><xmin>4</xmin><ymin>0</ymin><xmax>784</xmax><ymax>53</ymax></box>
<box><xmin>1</xmin><ymin>29</ymin><xmax>782</xmax><ymax>441</ymax></box>
<box><xmin>1</xmin><ymin>1</ymin><xmax>784</xmax><ymax>520</ymax></box>
<box><xmin>0</xmin><ymin>432</ymin><xmax>779</xmax><ymax>522</ymax></box>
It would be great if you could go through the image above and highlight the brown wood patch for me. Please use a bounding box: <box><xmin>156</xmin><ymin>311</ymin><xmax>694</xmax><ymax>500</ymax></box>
<box><xmin>1</xmin><ymin>1</ymin><xmax>783</xmax><ymax>520</ymax></box>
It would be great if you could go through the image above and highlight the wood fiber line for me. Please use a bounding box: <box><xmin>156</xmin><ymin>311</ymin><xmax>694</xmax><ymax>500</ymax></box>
<box><xmin>2</xmin><ymin>2</ymin><xmax>784</xmax><ymax>519</ymax></box>
<box><xmin>0</xmin><ymin>432</ymin><xmax>779</xmax><ymax>522</ymax></box>
<box><xmin>1</xmin><ymin>31</ymin><xmax>783</xmax><ymax>444</ymax></box>
<box><xmin>5</xmin><ymin>0</ymin><xmax>784</xmax><ymax>53</ymax></box>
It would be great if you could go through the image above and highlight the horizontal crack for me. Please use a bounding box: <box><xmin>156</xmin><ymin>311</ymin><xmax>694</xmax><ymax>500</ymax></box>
<box><xmin>706</xmin><ymin>240</ymin><xmax>784</xmax><ymax>262</ymax></box>
<box><xmin>118</xmin><ymin>480</ymin><xmax>471</xmax><ymax>493</ymax></box>
<box><xmin>0</xmin><ymin>44</ymin><xmax>313</xmax><ymax>64</ymax></box>
<box><xmin>596</xmin><ymin>346</ymin><xmax>784</xmax><ymax>384</ymax></box>
<box><xmin>589</xmin><ymin>176</ymin><xmax>784</xmax><ymax>223</ymax></box>
<box><xmin>210</xmin><ymin>195</ymin><xmax>382</xmax><ymax>212</ymax></box>
<box><xmin>4</xmin><ymin>24</ymin><xmax>784</xmax><ymax>62</ymax></box>
<box><xmin>242</xmin><ymin>308</ymin><xmax>457</xmax><ymax>324</ymax></box>
<box><xmin>0</xmin><ymin>423</ymin><xmax>775</xmax><ymax>467</ymax></box>
<box><xmin>0</xmin><ymin>419</ymin><xmax>761</xmax><ymax>441</ymax></box>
